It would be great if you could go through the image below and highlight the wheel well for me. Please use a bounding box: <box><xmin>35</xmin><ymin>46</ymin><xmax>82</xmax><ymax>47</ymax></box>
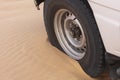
<box><xmin>36</xmin><ymin>0</ymin><xmax>91</xmax><ymax>10</ymax></box>
<box><xmin>36</xmin><ymin>0</ymin><xmax>93</xmax><ymax>13</ymax></box>
<box><xmin>37</xmin><ymin>0</ymin><xmax>94</xmax><ymax>17</ymax></box>
<box><xmin>35</xmin><ymin>0</ymin><xmax>44</xmax><ymax>6</ymax></box>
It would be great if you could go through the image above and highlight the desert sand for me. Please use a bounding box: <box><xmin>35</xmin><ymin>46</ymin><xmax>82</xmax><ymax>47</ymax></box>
<box><xmin>0</xmin><ymin>0</ymin><xmax>109</xmax><ymax>80</ymax></box>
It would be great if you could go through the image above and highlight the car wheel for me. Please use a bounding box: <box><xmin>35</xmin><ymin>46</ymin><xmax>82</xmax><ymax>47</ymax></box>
<box><xmin>44</xmin><ymin>0</ymin><xmax>105</xmax><ymax>77</ymax></box>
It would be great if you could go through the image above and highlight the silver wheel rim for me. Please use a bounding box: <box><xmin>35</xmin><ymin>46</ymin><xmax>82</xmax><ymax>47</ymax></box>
<box><xmin>54</xmin><ymin>9</ymin><xmax>87</xmax><ymax>60</ymax></box>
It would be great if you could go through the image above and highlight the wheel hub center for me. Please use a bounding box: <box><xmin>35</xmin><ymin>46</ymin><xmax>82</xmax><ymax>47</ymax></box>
<box><xmin>70</xmin><ymin>23</ymin><xmax>82</xmax><ymax>40</ymax></box>
<box><xmin>64</xmin><ymin>16</ymin><xmax>85</xmax><ymax>48</ymax></box>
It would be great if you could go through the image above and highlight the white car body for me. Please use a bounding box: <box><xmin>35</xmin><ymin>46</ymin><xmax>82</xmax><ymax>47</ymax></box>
<box><xmin>88</xmin><ymin>0</ymin><xmax>120</xmax><ymax>57</ymax></box>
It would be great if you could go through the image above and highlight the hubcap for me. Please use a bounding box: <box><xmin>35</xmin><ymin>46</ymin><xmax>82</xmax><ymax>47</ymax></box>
<box><xmin>54</xmin><ymin>9</ymin><xmax>87</xmax><ymax>60</ymax></box>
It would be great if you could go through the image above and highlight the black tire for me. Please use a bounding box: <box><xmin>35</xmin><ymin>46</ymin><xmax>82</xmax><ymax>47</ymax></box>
<box><xmin>44</xmin><ymin>0</ymin><xmax>105</xmax><ymax>77</ymax></box>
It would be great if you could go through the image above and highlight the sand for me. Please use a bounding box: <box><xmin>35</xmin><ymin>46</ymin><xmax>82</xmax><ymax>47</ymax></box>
<box><xmin>0</xmin><ymin>0</ymin><xmax>109</xmax><ymax>80</ymax></box>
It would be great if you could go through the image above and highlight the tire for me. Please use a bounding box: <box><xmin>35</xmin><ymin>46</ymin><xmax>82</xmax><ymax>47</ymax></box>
<box><xmin>44</xmin><ymin>0</ymin><xmax>105</xmax><ymax>77</ymax></box>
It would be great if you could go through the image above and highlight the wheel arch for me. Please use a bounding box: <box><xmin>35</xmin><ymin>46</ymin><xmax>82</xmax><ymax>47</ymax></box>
<box><xmin>35</xmin><ymin>0</ymin><xmax>93</xmax><ymax>14</ymax></box>
<box><xmin>35</xmin><ymin>0</ymin><xmax>91</xmax><ymax>10</ymax></box>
